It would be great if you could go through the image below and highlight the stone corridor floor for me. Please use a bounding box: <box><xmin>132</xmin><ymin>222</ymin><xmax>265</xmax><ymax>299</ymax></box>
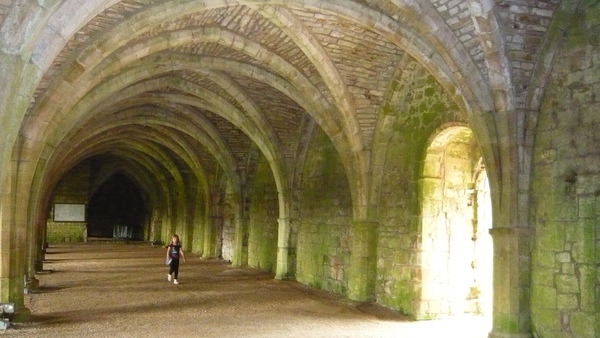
<box><xmin>2</xmin><ymin>243</ymin><xmax>491</xmax><ymax>337</ymax></box>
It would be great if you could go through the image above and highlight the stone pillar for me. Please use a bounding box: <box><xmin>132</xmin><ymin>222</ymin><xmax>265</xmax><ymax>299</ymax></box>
<box><xmin>181</xmin><ymin>219</ymin><xmax>192</xmax><ymax>252</ymax></box>
<box><xmin>0</xmin><ymin>165</ymin><xmax>28</xmax><ymax>317</ymax></box>
<box><xmin>0</xmin><ymin>198</ymin><xmax>11</xmax><ymax>302</ymax></box>
<box><xmin>0</xmin><ymin>218</ymin><xmax>25</xmax><ymax>310</ymax></box>
<box><xmin>275</xmin><ymin>217</ymin><xmax>291</xmax><ymax>280</ymax></box>
<box><xmin>489</xmin><ymin>227</ymin><xmax>534</xmax><ymax>338</ymax></box>
<box><xmin>203</xmin><ymin>215</ymin><xmax>220</xmax><ymax>258</ymax></box>
<box><xmin>24</xmin><ymin>225</ymin><xmax>39</xmax><ymax>294</ymax></box>
<box><xmin>161</xmin><ymin>207</ymin><xmax>173</xmax><ymax>243</ymax></box>
<box><xmin>348</xmin><ymin>221</ymin><xmax>378</xmax><ymax>301</ymax></box>
<box><xmin>11</xmin><ymin>221</ymin><xmax>27</xmax><ymax>319</ymax></box>
<box><xmin>26</xmin><ymin>219</ymin><xmax>42</xmax><ymax>291</ymax></box>
<box><xmin>232</xmin><ymin>216</ymin><xmax>247</xmax><ymax>267</ymax></box>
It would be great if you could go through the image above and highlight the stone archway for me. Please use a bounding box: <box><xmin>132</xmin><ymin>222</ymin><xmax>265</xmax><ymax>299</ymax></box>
<box><xmin>87</xmin><ymin>172</ymin><xmax>146</xmax><ymax>240</ymax></box>
<box><xmin>418</xmin><ymin>126</ymin><xmax>493</xmax><ymax>322</ymax></box>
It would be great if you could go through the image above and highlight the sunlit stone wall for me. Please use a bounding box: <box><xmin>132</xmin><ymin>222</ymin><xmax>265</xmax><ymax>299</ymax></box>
<box><xmin>531</xmin><ymin>6</ymin><xmax>600</xmax><ymax>337</ymax></box>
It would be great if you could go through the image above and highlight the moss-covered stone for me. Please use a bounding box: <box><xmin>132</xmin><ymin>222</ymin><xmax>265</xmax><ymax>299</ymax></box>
<box><xmin>570</xmin><ymin>311</ymin><xmax>596</xmax><ymax>338</ymax></box>
<box><xmin>297</xmin><ymin>126</ymin><xmax>352</xmax><ymax>296</ymax></box>
<box><xmin>531</xmin><ymin>5</ymin><xmax>600</xmax><ymax>335</ymax></box>
<box><xmin>555</xmin><ymin>274</ymin><xmax>580</xmax><ymax>294</ymax></box>
<box><xmin>578</xmin><ymin>265</ymin><xmax>595</xmax><ymax>311</ymax></box>
<box><xmin>46</xmin><ymin>222</ymin><xmax>87</xmax><ymax>243</ymax></box>
<box><xmin>569</xmin><ymin>220</ymin><xmax>595</xmax><ymax>263</ymax></box>
<box><xmin>556</xmin><ymin>294</ymin><xmax>578</xmax><ymax>309</ymax></box>
<box><xmin>247</xmin><ymin>153</ymin><xmax>278</xmax><ymax>272</ymax></box>
<box><xmin>532</xmin><ymin>284</ymin><xmax>557</xmax><ymax>309</ymax></box>
<box><xmin>536</xmin><ymin>221</ymin><xmax>565</xmax><ymax>253</ymax></box>
<box><xmin>531</xmin><ymin>266</ymin><xmax>558</xmax><ymax>286</ymax></box>
<box><xmin>493</xmin><ymin>313</ymin><xmax>520</xmax><ymax>334</ymax></box>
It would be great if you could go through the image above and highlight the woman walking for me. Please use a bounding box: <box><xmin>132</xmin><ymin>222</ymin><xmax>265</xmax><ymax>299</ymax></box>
<box><xmin>166</xmin><ymin>234</ymin><xmax>186</xmax><ymax>284</ymax></box>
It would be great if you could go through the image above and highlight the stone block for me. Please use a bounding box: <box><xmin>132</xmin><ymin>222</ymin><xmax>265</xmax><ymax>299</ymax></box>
<box><xmin>532</xmin><ymin>284</ymin><xmax>556</xmax><ymax>309</ymax></box>
<box><xmin>556</xmin><ymin>251</ymin><xmax>571</xmax><ymax>263</ymax></box>
<box><xmin>577</xmin><ymin>195</ymin><xmax>598</xmax><ymax>218</ymax></box>
<box><xmin>493</xmin><ymin>313</ymin><xmax>520</xmax><ymax>334</ymax></box>
<box><xmin>562</xmin><ymin>263</ymin><xmax>575</xmax><ymax>275</ymax></box>
<box><xmin>555</xmin><ymin>274</ymin><xmax>580</xmax><ymax>294</ymax></box>
<box><xmin>532</xmin><ymin>246</ymin><xmax>557</xmax><ymax>267</ymax></box>
<box><xmin>553</xmin><ymin>194</ymin><xmax>579</xmax><ymax>220</ymax></box>
<box><xmin>572</xmin><ymin>85</ymin><xmax>594</xmax><ymax>106</ymax></box>
<box><xmin>556</xmin><ymin>294</ymin><xmax>578</xmax><ymax>309</ymax></box>
<box><xmin>570</xmin><ymin>312</ymin><xmax>596</xmax><ymax>338</ymax></box>
<box><xmin>578</xmin><ymin>265</ymin><xmax>595</xmax><ymax>311</ymax></box>
<box><xmin>532</xmin><ymin>309</ymin><xmax>562</xmax><ymax>333</ymax></box>
<box><xmin>532</xmin><ymin>266</ymin><xmax>558</xmax><ymax>286</ymax></box>
<box><xmin>570</xmin><ymin>220</ymin><xmax>595</xmax><ymax>263</ymax></box>
<box><xmin>537</xmin><ymin>221</ymin><xmax>565</xmax><ymax>252</ymax></box>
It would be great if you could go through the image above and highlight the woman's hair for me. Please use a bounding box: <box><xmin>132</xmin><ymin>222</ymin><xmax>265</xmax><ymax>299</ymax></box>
<box><xmin>172</xmin><ymin>234</ymin><xmax>180</xmax><ymax>244</ymax></box>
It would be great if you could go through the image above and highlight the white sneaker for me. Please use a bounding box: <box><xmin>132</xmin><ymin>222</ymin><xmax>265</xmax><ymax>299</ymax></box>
<box><xmin>173</xmin><ymin>279</ymin><xmax>179</xmax><ymax>285</ymax></box>
<box><xmin>167</xmin><ymin>274</ymin><xmax>172</xmax><ymax>282</ymax></box>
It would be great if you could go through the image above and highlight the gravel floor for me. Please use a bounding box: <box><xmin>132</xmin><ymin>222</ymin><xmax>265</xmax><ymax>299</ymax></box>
<box><xmin>0</xmin><ymin>243</ymin><xmax>491</xmax><ymax>337</ymax></box>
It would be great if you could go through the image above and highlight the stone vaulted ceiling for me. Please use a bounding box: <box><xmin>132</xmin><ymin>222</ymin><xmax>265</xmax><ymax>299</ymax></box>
<box><xmin>0</xmin><ymin>0</ymin><xmax>563</xmax><ymax>203</ymax></box>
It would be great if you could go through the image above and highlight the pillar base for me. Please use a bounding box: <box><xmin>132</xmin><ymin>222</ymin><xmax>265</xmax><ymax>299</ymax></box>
<box><xmin>25</xmin><ymin>277</ymin><xmax>39</xmax><ymax>292</ymax></box>
<box><xmin>274</xmin><ymin>273</ymin><xmax>293</xmax><ymax>281</ymax></box>
<box><xmin>34</xmin><ymin>259</ymin><xmax>44</xmax><ymax>272</ymax></box>
<box><xmin>348</xmin><ymin>221</ymin><xmax>378</xmax><ymax>302</ymax></box>
<box><xmin>12</xmin><ymin>306</ymin><xmax>32</xmax><ymax>323</ymax></box>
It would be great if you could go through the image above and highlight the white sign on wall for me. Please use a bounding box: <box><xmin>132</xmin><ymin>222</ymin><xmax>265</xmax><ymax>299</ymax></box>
<box><xmin>53</xmin><ymin>204</ymin><xmax>86</xmax><ymax>222</ymax></box>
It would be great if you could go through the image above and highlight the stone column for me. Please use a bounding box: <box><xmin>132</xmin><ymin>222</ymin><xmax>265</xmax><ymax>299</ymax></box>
<box><xmin>0</xmin><ymin>197</ymin><xmax>11</xmax><ymax>302</ymax></box>
<box><xmin>348</xmin><ymin>221</ymin><xmax>378</xmax><ymax>301</ymax></box>
<box><xmin>275</xmin><ymin>217</ymin><xmax>291</xmax><ymax>280</ymax></box>
<box><xmin>12</xmin><ymin>215</ymin><xmax>27</xmax><ymax>313</ymax></box>
<box><xmin>0</xmin><ymin>215</ymin><xmax>26</xmax><ymax>311</ymax></box>
<box><xmin>181</xmin><ymin>218</ymin><xmax>192</xmax><ymax>252</ymax></box>
<box><xmin>34</xmin><ymin>243</ymin><xmax>44</xmax><ymax>273</ymax></box>
<box><xmin>0</xmin><ymin>164</ymin><xmax>28</xmax><ymax>317</ymax></box>
<box><xmin>161</xmin><ymin>207</ymin><xmax>173</xmax><ymax>243</ymax></box>
<box><xmin>232</xmin><ymin>216</ymin><xmax>247</xmax><ymax>266</ymax></box>
<box><xmin>489</xmin><ymin>227</ymin><xmax>534</xmax><ymax>338</ymax></box>
<box><xmin>26</xmin><ymin>218</ymin><xmax>42</xmax><ymax>291</ymax></box>
<box><xmin>203</xmin><ymin>215</ymin><xmax>220</xmax><ymax>258</ymax></box>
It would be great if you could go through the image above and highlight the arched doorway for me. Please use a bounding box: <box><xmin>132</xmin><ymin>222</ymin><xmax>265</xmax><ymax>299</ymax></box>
<box><xmin>87</xmin><ymin>172</ymin><xmax>146</xmax><ymax>240</ymax></box>
<box><xmin>419</xmin><ymin>126</ymin><xmax>493</xmax><ymax>321</ymax></box>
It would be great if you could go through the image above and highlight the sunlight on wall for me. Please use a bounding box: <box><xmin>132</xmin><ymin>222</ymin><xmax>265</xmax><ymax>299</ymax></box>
<box><xmin>419</xmin><ymin>127</ymin><xmax>493</xmax><ymax>325</ymax></box>
<box><xmin>474</xmin><ymin>168</ymin><xmax>493</xmax><ymax>316</ymax></box>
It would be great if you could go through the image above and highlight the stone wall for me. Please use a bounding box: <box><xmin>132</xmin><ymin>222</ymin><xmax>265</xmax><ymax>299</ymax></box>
<box><xmin>296</xmin><ymin>126</ymin><xmax>352</xmax><ymax>295</ymax></box>
<box><xmin>247</xmin><ymin>153</ymin><xmax>279</xmax><ymax>272</ymax></box>
<box><xmin>375</xmin><ymin>63</ymin><xmax>464</xmax><ymax>317</ymax></box>
<box><xmin>46</xmin><ymin>222</ymin><xmax>87</xmax><ymax>243</ymax></box>
<box><xmin>0</xmin><ymin>1</ymin><xmax>12</xmax><ymax>30</ymax></box>
<box><xmin>376</xmin><ymin>128</ymin><xmax>419</xmax><ymax>315</ymax></box>
<box><xmin>531</xmin><ymin>4</ymin><xmax>600</xmax><ymax>337</ymax></box>
<box><xmin>47</xmin><ymin>162</ymin><xmax>91</xmax><ymax>243</ymax></box>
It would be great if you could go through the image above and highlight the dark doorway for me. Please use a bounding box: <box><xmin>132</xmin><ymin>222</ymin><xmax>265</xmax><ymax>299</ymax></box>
<box><xmin>87</xmin><ymin>172</ymin><xmax>145</xmax><ymax>240</ymax></box>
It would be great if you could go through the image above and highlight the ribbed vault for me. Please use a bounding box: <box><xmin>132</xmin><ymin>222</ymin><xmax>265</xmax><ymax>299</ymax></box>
<box><xmin>19</xmin><ymin>2</ymin><xmax>494</xmax><ymax>236</ymax></box>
